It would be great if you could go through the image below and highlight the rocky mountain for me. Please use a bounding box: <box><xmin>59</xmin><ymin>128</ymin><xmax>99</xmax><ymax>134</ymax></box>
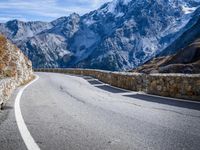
<box><xmin>133</xmin><ymin>35</ymin><xmax>200</xmax><ymax>74</ymax></box>
<box><xmin>0</xmin><ymin>20</ymin><xmax>52</xmax><ymax>43</ymax></box>
<box><xmin>0</xmin><ymin>0</ymin><xmax>200</xmax><ymax>71</ymax></box>
<box><xmin>0</xmin><ymin>35</ymin><xmax>33</xmax><ymax>108</ymax></box>
<box><xmin>133</xmin><ymin>6</ymin><xmax>200</xmax><ymax>74</ymax></box>
<box><xmin>160</xmin><ymin>6</ymin><xmax>200</xmax><ymax>56</ymax></box>
<box><xmin>133</xmin><ymin>38</ymin><xmax>200</xmax><ymax>74</ymax></box>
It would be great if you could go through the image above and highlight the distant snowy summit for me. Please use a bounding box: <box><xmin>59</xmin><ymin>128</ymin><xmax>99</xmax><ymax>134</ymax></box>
<box><xmin>0</xmin><ymin>0</ymin><xmax>200</xmax><ymax>71</ymax></box>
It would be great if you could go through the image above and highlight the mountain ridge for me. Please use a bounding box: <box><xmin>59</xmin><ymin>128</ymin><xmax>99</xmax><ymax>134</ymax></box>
<box><xmin>0</xmin><ymin>0</ymin><xmax>200</xmax><ymax>71</ymax></box>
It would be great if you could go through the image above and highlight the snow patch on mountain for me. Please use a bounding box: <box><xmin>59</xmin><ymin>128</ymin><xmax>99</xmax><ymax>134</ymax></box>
<box><xmin>182</xmin><ymin>5</ymin><xmax>198</xmax><ymax>14</ymax></box>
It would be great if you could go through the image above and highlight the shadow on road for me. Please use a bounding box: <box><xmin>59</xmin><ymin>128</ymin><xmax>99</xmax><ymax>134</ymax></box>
<box><xmin>75</xmin><ymin>75</ymin><xmax>200</xmax><ymax>110</ymax></box>
<box><xmin>125</xmin><ymin>94</ymin><xmax>200</xmax><ymax>111</ymax></box>
<box><xmin>87</xmin><ymin>80</ymin><xmax>103</xmax><ymax>85</ymax></box>
<box><xmin>82</xmin><ymin>76</ymin><xmax>132</xmax><ymax>94</ymax></box>
<box><xmin>94</xmin><ymin>85</ymin><xmax>129</xmax><ymax>93</ymax></box>
<box><xmin>82</xmin><ymin>76</ymin><xmax>94</xmax><ymax>80</ymax></box>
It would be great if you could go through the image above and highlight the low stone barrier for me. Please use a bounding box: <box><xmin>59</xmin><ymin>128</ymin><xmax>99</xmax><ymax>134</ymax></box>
<box><xmin>35</xmin><ymin>68</ymin><xmax>200</xmax><ymax>101</ymax></box>
<box><xmin>147</xmin><ymin>74</ymin><xmax>200</xmax><ymax>101</ymax></box>
<box><xmin>0</xmin><ymin>78</ymin><xmax>16</xmax><ymax>109</ymax></box>
<box><xmin>0</xmin><ymin>75</ymin><xmax>34</xmax><ymax>109</ymax></box>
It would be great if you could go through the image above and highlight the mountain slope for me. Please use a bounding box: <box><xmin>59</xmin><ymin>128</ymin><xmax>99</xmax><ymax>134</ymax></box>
<box><xmin>133</xmin><ymin>7</ymin><xmax>200</xmax><ymax>74</ymax></box>
<box><xmin>160</xmin><ymin>7</ymin><xmax>200</xmax><ymax>56</ymax></box>
<box><xmin>0</xmin><ymin>20</ymin><xmax>52</xmax><ymax>43</ymax></box>
<box><xmin>0</xmin><ymin>0</ymin><xmax>200</xmax><ymax>70</ymax></box>
<box><xmin>133</xmin><ymin>37</ymin><xmax>200</xmax><ymax>74</ymax></box>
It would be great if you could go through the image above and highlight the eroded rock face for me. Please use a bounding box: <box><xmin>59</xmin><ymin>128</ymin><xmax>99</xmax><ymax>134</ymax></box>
<box><xmin>0</xmin><ymin>35</ymin><xmax>33</xmax><ymax>109</ymax></box>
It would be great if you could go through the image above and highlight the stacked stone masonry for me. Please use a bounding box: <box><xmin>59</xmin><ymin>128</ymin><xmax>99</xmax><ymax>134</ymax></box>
<box><xmin>35</xmin><ymin>68</ymin><xmax>200</xmax><ymax>101</ymax></box>
<box><xmin>0</xmin><ymin>78</ymin><xmax>16</xmax><ymax>108</ymax></box>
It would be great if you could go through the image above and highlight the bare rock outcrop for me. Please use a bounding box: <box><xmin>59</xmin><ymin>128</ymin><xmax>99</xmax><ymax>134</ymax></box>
<box><xmin>0</xmin><ymin>35</ymin><xmax>33</xmax><ymax>109</ymax></box>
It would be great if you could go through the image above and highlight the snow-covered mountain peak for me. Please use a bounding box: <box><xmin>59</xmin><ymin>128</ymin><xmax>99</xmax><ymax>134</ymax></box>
<box><xmin>93</xmin><ymin>0</ymin><xmax>130</xmax><ymax>15</ymax></box>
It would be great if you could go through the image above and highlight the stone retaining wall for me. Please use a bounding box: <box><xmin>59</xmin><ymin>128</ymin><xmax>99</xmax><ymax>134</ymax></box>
<box><xmin>0</xmin><ymin>75</ymin><xmax>34</xmax><ymax>110</ymax></box>
<box><xmin>147</xmin><ymin>74</ymin><xmax>200</xmax><ymax>100</ymax></box>
<box><xmin>0</xmin><ymin>35</ymin><xmax>34</xmax><ymax>109</ymax></box>
<box><xmin>0</xmin><ymin>78</ymin><xmax>16</xmax><ymax>108</ymax></box>
<box><xmin>35</xmin><ymin>68</ymin><xmax>200</xmax><ymax>101</ymax></box>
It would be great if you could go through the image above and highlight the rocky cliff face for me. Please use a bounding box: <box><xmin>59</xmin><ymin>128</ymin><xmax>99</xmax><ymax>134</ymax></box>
<box><xmin>0</xmin><ymin>0</ymin><xmax>200</xmax><ymax>71</ymax></box>
<box><xmin>0</xmin><ymin>35</ymin><xmax>33</xmax><ymax>109</ymax></box>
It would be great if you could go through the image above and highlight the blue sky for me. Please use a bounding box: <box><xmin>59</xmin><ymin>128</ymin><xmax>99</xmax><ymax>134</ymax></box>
<box><xmin>0</xmin><ymin>0</ymin><xmax>112</xmax><ymax>22</ymax></box>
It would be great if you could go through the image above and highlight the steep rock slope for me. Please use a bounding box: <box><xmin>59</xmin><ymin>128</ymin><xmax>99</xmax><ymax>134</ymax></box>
<box><xmin>0</xmin><ymin>20</ymin><xmax>52</xmax><ymax>43</ymax></box>
<box><xmin>0</xmin><ymin>35</ymin><xmax>33</xmax><ymax>109</ymax></box>
<box><xmin>75</xmin><ymin>0</ymin><xmax>200</xmax><ymax>70</ymax></box>
<box><xmin>160</xmin><ymin>7</ymin><xmax>200</xmax><ymax>56</ymax></box>
<box><xmin>1</xmin><ymin>0</ymin><xmax>200</xmax><ymax>70</ymax></box>
<box><xmin>20</xmin><ymin>14</ymin><xmax>81</xmax><ymax>68</ymax></box>
<box><xmin>134</xmin><ymin>9</ymin><xmax>200</xmax><ymax>74</ymax></box>
<box><xmin>133</xmin><ymin>39</ymin><xmax>200</xmax><ymax>74</ymax></box>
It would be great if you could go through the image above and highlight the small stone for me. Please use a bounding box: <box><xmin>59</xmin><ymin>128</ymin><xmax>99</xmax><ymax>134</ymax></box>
<box><xmin>157</xmin><ymin>85</ymin><xmax>162</xmax><ymax>91</ymax></box>
<box><xmin>187</xmin><ymin>86</ymin><xmax>192</xmax><ymax>91</ymax></box>
<box><xmin>169</xmin><ymin>80</ymin><xmax>174</xmax><ymax>85</ymax></box>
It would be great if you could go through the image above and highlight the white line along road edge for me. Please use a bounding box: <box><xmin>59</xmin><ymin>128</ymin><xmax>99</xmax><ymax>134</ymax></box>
<box><xmin>14</xmin><ymin>75</ymin><xmax>40</xmax><ymax>150</ymax></box>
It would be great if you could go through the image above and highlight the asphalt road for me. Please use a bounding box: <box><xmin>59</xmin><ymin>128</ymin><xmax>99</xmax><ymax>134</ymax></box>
<box><xmin>0</xmin><ymin>72</ymin><xmax>200</xmax><ymax>150</ymax></box>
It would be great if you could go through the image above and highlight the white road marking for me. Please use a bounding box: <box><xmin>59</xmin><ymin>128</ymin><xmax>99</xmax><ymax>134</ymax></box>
<box><xmin>14</xmin><ymin>75</ymin><xmax>40</xmax><ymax>150</ymax></box>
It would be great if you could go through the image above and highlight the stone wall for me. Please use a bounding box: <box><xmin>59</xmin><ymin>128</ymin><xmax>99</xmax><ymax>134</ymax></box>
<box><xmin>0</xmin><ymin>35</ymin><xmax>33</xmax><ymax>109</ymax></box>
<box><xmin>35</xmin><ymin>68</ymin><xmax>200</xmax><ymax>101</ymax></box>
<box><xmin>147</xmin><ymin>74</ymin><xmax>200</xmax><ymax>100</ymax></box>
<box><xmin>0</xmin><ymin>78</ymin><xmax>15</xmax><ymax>108</ymax></box>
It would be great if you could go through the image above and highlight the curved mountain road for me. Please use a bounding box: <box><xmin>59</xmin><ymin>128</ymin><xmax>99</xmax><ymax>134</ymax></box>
<box><xmin>0</xmin><ymin>72</ymin><xmax>200</xmax><ymax>150</ymax></box>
